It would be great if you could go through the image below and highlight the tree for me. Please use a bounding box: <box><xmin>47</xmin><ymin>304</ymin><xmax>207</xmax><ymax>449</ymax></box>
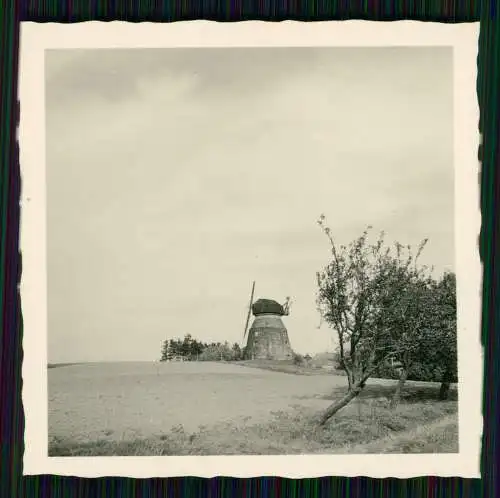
<box><xmin>435</xmin><ymin>272</ymin><xmax>458</xmax><ymax>399</ymax></box>
<box><xmin>160</xmin><ymin>339</ymin><xmax>176</xmax><ymax>362</ymax></box>
<box><xmin>316</xmin><ymin>215</ymin><xmax>432</xmax><ymax>424</ymax></box>
<box><xmin>222</xmin><ymin>341</ymin><xmax>233</xmax><ymax>361</ymax></box>
<box><xmin>385</xmin><ymin>278</ymin><xmax>434</xmax><ymax>407</ymax></box>
<box><xmin>170</xmin><ymin>338</ymin><xmax>182</xmax><ymax>358</ymax></box>
<box><xmin>181</xmin><ymin>334</ymin><xmax>193</xmax><ymax>359</ymax></box>
<box><xmin>370</xmin><ymin>252</ymin><xmax>436</xmax><ymax>408</ymax></box>
<box><xmin>198</xmin><ymin>341</ymin><xmax>234</xmax><ymax>361</ymax></box>
<box><xmin>232</xmin><ymin>343</ymin><xmax>242</xmax><ymax>361</ymax></box>
<box><xmin>160</xmin><ymin>339</ymin><xmax>170</xmax><ymax>362</ymax></box>
<box><xmin>190</xmin><ymin>338</ymin><xmax>204</xmax><ymax>360</ymax></box>
<box><xmin>293</xmin><ymin>353</ymin><xmax>304</xmax><ymax>366</ymax></box>
<box><xmin>411</xmin><ymin>271</ymin><xmax>457</xmax><ymax>400</ymax></box>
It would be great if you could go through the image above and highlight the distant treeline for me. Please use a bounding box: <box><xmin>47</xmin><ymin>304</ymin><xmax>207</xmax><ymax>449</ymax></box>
<box><xmin>160</xmin><ymin>334</ymin><xmax>244</xmax><ymax>362</ymax></box>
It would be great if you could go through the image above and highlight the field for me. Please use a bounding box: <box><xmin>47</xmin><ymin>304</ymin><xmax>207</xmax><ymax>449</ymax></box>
<box><xmin>48</xmin><ymin>361</ymin><xmax>458</xmax><ymax>456</ymax></box>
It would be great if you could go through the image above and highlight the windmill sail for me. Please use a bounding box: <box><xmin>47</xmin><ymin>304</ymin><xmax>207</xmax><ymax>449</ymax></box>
<box><xmin>243</xmin><ymin>281</ymin><xmax>255</xmax><ymax>343</ymax></box>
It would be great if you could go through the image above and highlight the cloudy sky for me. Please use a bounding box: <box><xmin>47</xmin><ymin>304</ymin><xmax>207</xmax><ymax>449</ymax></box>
<box><xmin>45</xmin><ymin>47</ymin><xmax>453</xmax><ymax>363</ymax></box>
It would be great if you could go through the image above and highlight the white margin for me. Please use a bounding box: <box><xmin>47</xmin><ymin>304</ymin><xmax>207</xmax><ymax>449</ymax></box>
<box><xmin>19</xmin><ymin>20</ymin><xmax>482</xmax><ymax>478</ymax></box>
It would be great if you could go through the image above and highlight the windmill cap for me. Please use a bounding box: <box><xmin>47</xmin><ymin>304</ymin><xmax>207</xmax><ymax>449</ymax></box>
<box><xmin>252</xmin><ymin>298</ymin><xmax>286</xmax><ymax>316</ymax></box>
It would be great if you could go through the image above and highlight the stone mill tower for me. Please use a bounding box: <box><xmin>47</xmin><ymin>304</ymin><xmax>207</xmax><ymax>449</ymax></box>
<box><xmin>243</xmin><ymin>297</ymin><xmax>294</xmax><ymax>361</ymax></box>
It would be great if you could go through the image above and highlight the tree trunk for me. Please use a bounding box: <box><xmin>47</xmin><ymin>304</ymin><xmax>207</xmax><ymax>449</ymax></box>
<box><xmin>346</xmin><ymin>371</ymin><xmax>353</xmax><ymax>392</ymax></box>
<box><xmin>318</xmin><ymin>354</ymin><xmax>394</xmax><ymax>426</ymax></box>
<box><xmin>390</xmin><ymin>368</ymin><xmax>408</xmax><ymax>409</ymax></box>
<box><xmin>339</xmin><ymin>359</ymin><xmax>353</xmax><ymax>392</ymax></box>
<box><xmin>319</xmin><ymin>381</ymin><xmax>365</xmax><ymax>425</ymax></box>
<box><xmin>439</xmin><ymin>369</ymin><xmax>452</xmax><ymax>400</ymax></box>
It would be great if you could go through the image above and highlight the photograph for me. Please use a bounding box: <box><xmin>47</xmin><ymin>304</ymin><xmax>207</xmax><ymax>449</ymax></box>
<box><xmin>19</xmin><ymin>21</ymin><xmax>481</xmax><ymax>478</ymax></box>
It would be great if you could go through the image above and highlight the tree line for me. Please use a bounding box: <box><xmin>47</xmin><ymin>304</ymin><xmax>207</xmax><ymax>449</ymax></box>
<box><xmin>316</xmin><ymin>215</ymin><xmax>457</xmax><ymax>424</ymax></box>
<box><xmin>160</xmin><ymin>334</ymin><xmax>244</xmax><ymax>362</ymax></box>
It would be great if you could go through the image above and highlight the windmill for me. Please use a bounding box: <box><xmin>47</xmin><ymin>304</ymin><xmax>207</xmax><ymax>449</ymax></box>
<box><xmin>243</xmin><ymin>281</ymin><xmax>256</xmax><ymax>344</ymax></box>
<box><xmin>242</xmin><ymin>288</ymin><xmax>294</xmax><ymax>361</ymax></box>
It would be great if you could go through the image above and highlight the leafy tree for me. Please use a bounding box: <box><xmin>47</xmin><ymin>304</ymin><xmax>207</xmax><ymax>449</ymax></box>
<box><xmin>222</xmin><ymin>341</ymin><xmax>233</xmax><ymax>361</ymax></box>
<box><xmin>170</xmin><ymin>338</ymin><xmax>182</xmax><ymax>357</ymax></box>
<box><xmin>411</xmin><ymin>271</ymin><xmax>457</xmax><ymax>399</ymax></box>
<box><xmin>181</xmin><ymin>334</ymin><xmax>193</xmax><ymax>358</ymax></box>
<box><xmin>198</xmin><ymin>346</ymin><xmax>219</xmax><ymax>361</ymax></box>
<box><xmin>160</xmin><ymin>339</ymin><xmax>170</xmax><ymax>362</ymax></box>
<box><xmin>379</xmin><ymin>271</ymin><xmax>457</xmax><ymax>405</ymax></box>
<box><xmin>316</xmin><ymin>215</ymin><xmax>432</xmax><ymax>424</ymax></box>
<box><xmin>371</xmin><ymin>251</ymin><xmax>435</xmax><ymax>408</ymax></box>
<box><xmin>199</xmin><ymin>341</ymin><xmax>234</xmax><ymax>361</ymax></box>
<box><xmin>190</xmin><ymin>338</ymin><xmax>205</xmax><ymax>360</ymax></box>
<box><xmin>162</xmin><ymin>337</ymin><xmax>186</xmax><ymax>359</ymax></box>
<box><xmin>232</xmin><ymin>343</ymin><xmax>242</xmax><ymax>361</ymax></box>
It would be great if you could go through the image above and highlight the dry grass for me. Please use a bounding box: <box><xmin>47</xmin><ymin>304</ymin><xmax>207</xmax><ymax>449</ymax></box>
<box><xmin>48</xmin><ymin>361</ymin><xmax>458</xmax><ymax>456</ymax></box>
<box><xmin>49</xmin><ymin>393</ymin><xmax>458</xmax><ymax>456</ymax></box>
<box><xmin>346</xmin><ymin>415</ymin><xmax>459</xmax><ymax>454</ymax></box>
<box><xmin>232</xmin><ymin>359</ymin><xmax>344</xmax><ymax>376</ymax></box>
<box><xmin>48</xmin><ymin>361</ymin><xmax>348</xmax><ymax>442</ymax></box>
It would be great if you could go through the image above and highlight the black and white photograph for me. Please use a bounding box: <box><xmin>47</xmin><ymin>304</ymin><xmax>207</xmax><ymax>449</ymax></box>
<box><xmin>20</xmin><ymin>21</ymin><xmax>481</xmax><ymax>478</ymax></box>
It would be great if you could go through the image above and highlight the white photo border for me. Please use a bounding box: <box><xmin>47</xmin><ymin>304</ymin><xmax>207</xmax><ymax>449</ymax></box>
<box><xmin>19</xmin><ymin>20</ymin><xmax>482</xmax><ymax>478</ymax></box>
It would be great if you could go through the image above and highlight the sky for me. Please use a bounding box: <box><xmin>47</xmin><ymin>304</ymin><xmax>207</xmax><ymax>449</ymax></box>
<box><xmin>45</xmin><ymin>47</ymin><xmax>454</xmax><ymax>363</ymax></box>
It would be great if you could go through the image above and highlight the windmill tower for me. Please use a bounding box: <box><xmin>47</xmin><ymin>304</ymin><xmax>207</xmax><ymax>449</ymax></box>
<box><xmin>242</xmin><ymin>283</ymin><xmax>294</xmax><ymax>361</ymax></box>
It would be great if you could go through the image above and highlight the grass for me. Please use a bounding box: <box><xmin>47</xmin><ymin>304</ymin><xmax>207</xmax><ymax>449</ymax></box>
<box><xmin>353</xmin><ymin>415</ymin><xmax>459</xmax><ymax>454</ymax></box>
<box><xmin>49</xmin><ymin>386</ymin><xmax>458</xmax><ymax>456</ymax></box>
<box><xmin>321</xmin><ymin>381</ymin><xmax>458</xmax><ymax>403</ymax></box>
<box><xmin>232</xmin><ymin>359</ymin><xmax>344</xmax><ymax>376</ymax></box>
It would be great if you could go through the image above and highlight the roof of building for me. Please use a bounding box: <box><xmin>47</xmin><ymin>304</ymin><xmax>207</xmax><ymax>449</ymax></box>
<box><xmin>252</xmin><ymin>298</ymin><xmax>285</xmax><ymax>316</ymax></box>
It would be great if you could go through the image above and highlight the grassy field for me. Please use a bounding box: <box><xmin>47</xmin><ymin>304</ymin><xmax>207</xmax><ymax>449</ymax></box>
<box><xmin>48</xmin><ymin>361</ymin><xmax>458</xmax><ymax>456</ymax></box>
<box><xmin>231</xmin><ymin>359</ymin><xmax>343</xmax><ymax>376</ymax></box>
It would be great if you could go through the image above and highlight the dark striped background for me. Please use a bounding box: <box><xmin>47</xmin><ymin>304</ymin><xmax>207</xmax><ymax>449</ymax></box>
<box><xmin>0</xmin><ymin>1</ymin><xmax>494</xmax><ymax>496</ymax></box>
